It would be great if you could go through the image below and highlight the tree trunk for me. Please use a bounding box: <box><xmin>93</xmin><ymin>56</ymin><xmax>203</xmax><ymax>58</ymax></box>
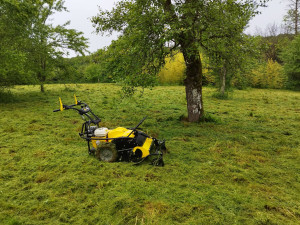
<box><xmin>38</xmin><ymin>71</ymin><xmax>46</xmax><ymax>92</ymax></box>
<box><xmin>220</xmin><ymin>66</ymin><xmax>226</xmax><ymax>96</ymax></box>
<box><xmin>38</xmin><ymin>56</ymin><xmax>46</xmax><ymax>92</ymax></box>
<box><xmin>182</xmin><ymin>51</ymin><xmax>204</xmax><ymax>122</ymax></box>
<box><xmin>40</xmin><ymin>83</ymin><xmax>44</xmax><ymax>92</ymax></box>
<box><xmin>163</xmin><ymin>0</ymin><xmax>204</xmax><ymax>122</ymax></box>
<box><xmin>296</xmin><ymin>0</ymin><xmax>299</xmax><ymax>35</ymax></box>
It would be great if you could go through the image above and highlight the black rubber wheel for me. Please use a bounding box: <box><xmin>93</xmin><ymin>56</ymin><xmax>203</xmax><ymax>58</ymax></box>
<box><xmin>99</xmin><ymin>144</ymin><xmax>118</xmax><ymax>162</ymax></box>
<box><xmin>132</xmin><ymin>148</ymin><xmax>143</xmax><ymax>162</ymax></box>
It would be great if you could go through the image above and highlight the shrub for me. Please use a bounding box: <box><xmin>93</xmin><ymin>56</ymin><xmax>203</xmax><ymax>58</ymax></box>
<box><xmin>248</xmin><ymin>60</ymin><xmax>287</xmax><ymax>89</ymax></box>
<box><xmin>0</xmin><ymin>88</ymin><xmax>15</xmax><ymax>103</ymax></box>
<box><xmin>83</xmin><ymin>63</ymin><xmax>113</xmax><ymax>83</ymax></box>
<box><xmin>158</xmin><ymin>52</ymin><xmax>213</xmax><ymax>85</ymax></box>
<box><xmin>158</xmin><ymin>53</ymin><xmax>185</xmax><ymax>85</ymax></box>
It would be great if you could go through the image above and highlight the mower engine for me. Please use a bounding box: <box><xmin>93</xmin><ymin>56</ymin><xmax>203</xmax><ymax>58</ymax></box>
<box><xmin>94</xmin><ymin>127</ymin><xmax>108</xmax><ymax>137</ymax></box>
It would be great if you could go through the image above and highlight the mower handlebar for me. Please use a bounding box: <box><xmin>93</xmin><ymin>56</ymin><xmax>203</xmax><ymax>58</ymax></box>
<box><xmin>52</xmin><ymin>102</ymin><xmax>85</xmax><ymax>113</ymax></box>
<box><xmin>127</xmin><ymin>116</ymin><xmax>147</xmax><ymax>137</ymax></box>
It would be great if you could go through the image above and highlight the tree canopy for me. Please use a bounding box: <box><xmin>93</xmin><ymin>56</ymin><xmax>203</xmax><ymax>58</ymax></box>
<box><xmin>281</xmin><ymin>34</ymin><xmax>300</xmax><ymax>89</ymax></box>
<box><xmin>0</xmin><ymin>0</ymin><xmax>34</xmax><ymax>88</ymax></box>
<box><xmin>92</xmin><ymin>0</ymin><xmax>268</xmax><ymax>122</ymax></box>
<box><xmin>283</xmin><ymin>0</ymin><xmax>300</xmax><ymax>35</ymax></box>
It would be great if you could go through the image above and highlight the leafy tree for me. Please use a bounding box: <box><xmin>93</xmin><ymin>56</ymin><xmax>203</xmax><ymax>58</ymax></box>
<box><xmin>281</xmin><ymin>35</ymin><xmax>300</xmax><ymax>89</ymax></box>
<box><xmin>92</xmin><ymin>0</ymin><xmax>268</xmax><ymax>122</ymax></box>
<box><xmin>249</xmin><ymin>59</ymin><xmax>286</xmax><ymax>89</ymax></box>
<box><xmin>26</xmin><ymin>0</ymin><xmax>88</xmax><ymax>92</ymax></box>
<box><xmin>257</xmin><ymin>24</ymin><xmax>293</xmax><ymax>63</ymax></box>
<box><xmin>0</xmin><ymin>0</ymin><xmax>88</xmax><ymax>92</ymax></box>
<box><xmin>199</xmin><ymin>2</ymin><xmax>260</xmax><ymax>96</ymax></box>
<box><xmin>84</xmin><ymin>49</ymin><xmax>114</xmax><ymax>83</ymax></box>
<box><xmin>0</xmin><ymin>0</ymin><xmax>35</xmax><ymax>89</ymax></box>
<box><xmin>206</xmin><ymin>34</ymin><xmax>259</xmax><ymax>96</ymax></box>
<box><xmin>53</xmin><ymin>49</ymin><xmax>115</xmax><ymax>84</ymax></box>
<box><xmin>283</xmin><ymin>0</ymin><xmax>300</xmax><ymax>35</ymax></box>
<box><xmin>51</xmin><ymin>57</ymin><xmax>81</xmax><ymax>83</ymax></box>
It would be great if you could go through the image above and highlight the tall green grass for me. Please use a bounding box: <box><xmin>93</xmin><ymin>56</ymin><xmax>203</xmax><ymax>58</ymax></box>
<box><xmin>0</xmin><ymin>84</ymin><xmax>299</xmax><ymax>224</ymax></box>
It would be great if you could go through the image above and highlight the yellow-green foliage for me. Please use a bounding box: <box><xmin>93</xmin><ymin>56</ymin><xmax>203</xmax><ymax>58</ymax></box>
<box><xmin>249</xmin><ymin>60</ymin><xmax>287</xmax><ymax>89</ymax></box>
<box><xmin>203</xmin><ymin>72</ymin><xmax>215</xmax><ymax>84</ymax></box>
<box><xmin>159</xmin><ymin>53</ymin><xmax>185</xmax><ymax>84</ymax></box>
<box><xmin>159</xmin><ymin>52</ymin><xmax>212</xmax><ymax>85</ymax></box>
<box><xmin>201</xmin><ymin>54</ymin><xmax>215</xmax><ymax>85</ymax></box>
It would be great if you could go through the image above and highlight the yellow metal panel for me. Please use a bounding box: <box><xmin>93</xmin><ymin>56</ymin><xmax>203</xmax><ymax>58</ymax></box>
<box><xmin>142</xmin><ymin>138</ymin><xmax>153</xmax><ymax>152</ymax></box>
<box><xmin>59</xmin><ymin>97</ymin><xmax>64</xmax><ymax>111</ymax></box>
<box><xmin>133</xmin><ymin>138</ymin><xmax>153</xmax><ymax>158</ymax></box>
<box><xmin>107</xmin><ymin>127</ymin><xmax>134</xmax><ymax>139</ymax></box>
<box><xmin>74</xmin><ymin>94</ymin><xmax>78</xmax><ymax>105</ymax></box>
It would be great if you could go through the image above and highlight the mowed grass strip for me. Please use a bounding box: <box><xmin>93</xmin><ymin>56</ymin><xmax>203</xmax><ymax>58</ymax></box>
<box><xmin>0</xmin><ymin>84</ymin><xmax>299</xmax><ymax>224</ymax></box>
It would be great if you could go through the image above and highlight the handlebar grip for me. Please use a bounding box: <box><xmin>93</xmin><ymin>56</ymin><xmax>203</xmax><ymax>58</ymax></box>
<box><xmin>53</xmin><ymin>109</ymin><xmax>60</xmax><ymax>112</ymax></box>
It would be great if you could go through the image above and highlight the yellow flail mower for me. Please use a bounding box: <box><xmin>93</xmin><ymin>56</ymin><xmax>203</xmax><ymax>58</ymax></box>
<box><xmin>53</xmin><ymin>95</ymin><xmax>166</xmax><ymax>166</ymax></box>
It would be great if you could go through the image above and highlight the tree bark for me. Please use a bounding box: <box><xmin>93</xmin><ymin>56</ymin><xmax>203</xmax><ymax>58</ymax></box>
<box><xmin>220</xmin><ymin>66</ymin><xmax>226</xmax><ymax>96</ymax></box>
<box><xmin>182</xmin><ymin>50</ymin><xmax>204</xmax><ymax>122</ymax></box>
<box><xmin>38</xmin><ymin>54</ymin><xmax>46</xmax><ymax>92</ymax></box>
<box><xmin>296</xmin><ymin>0</ymin><xmax>299</xmax><ymax>35</ymax></box>
<box><xmin>40</xmin><ymin>83</ymin><xmax>44</xmax><ymax>92</ymax></box>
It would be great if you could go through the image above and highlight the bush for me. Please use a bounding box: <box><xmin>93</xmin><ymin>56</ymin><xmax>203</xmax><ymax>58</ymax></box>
<box><xmin>158</xmin><ymin>53</ymin><xmax>185</xmax><ymax>85</ymax></box>
<box><xmin>211</xmin><ymin>91</ymin><xmax>231</xmax><ymax>99</ymax></box>
<box><xmin>83</xmin><ymin>63</ymin><xmax>113</xmax><ymax>83</ymax></box>
<box><xmin>0</xmin><ymin>88</ymin><xmax>15</xmax><ymax>103</ymax></box>
<box><xmin>248</xmin><ymin>60</ymin><xmax>287</xmax><ymax>89</ymax></box>
<box><xmin>158</xmin><ymin>52</ymin><xmax>213</xmax><ymax>86</ymax></box>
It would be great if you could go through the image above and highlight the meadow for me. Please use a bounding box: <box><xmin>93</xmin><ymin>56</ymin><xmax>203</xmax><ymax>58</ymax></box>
<box><xmin>0</xmin><ymin>84</ymin><xmax>299</xmax><ymax>225</ymax></box>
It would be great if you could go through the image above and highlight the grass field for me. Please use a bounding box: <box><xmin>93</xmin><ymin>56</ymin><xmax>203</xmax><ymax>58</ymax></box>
<box><xmin>0</xmin><ymin>84</ymin><xmax>299</xmax><ymax>225</ymax></box>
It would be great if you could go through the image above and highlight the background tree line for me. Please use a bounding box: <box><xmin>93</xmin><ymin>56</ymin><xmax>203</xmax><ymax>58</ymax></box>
<box><xmin>52</xmin><ymin>31</ymin><xmax>300</xmax><ymax>90</ymax></box>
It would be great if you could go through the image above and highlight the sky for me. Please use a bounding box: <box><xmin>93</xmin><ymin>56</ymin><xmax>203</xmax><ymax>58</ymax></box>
<box><xmin>52</xmin><ymin>0</ymin><xmax>289</xmax><ymax>57</ymax></box>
